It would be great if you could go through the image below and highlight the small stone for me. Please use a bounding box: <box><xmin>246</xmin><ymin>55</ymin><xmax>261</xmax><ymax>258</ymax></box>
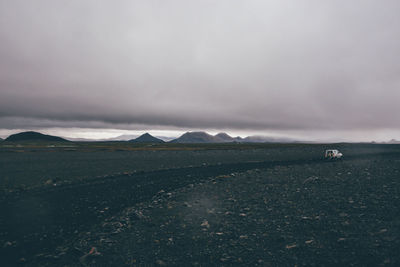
<box><xmin>201</xmin><ymin>220</ymin><xmax>210</xmax><ymax>228</ymax></box>
<box><xmin>383</xmin><ymin>258</ymin><xmax>391</xmax><ymax>264</ymax></box>
<box><xmin>156</xmin><ymin>259</ymin><xmax>167</xmax><ymax>265</ymax></box>
<box><xmin>88</xmin><ymin>247</ymin><xmax>100</xmax><ymax>256</ymax></box>
<box><xmin>285</xmin><ymin>243</ymin><xmax>297</xmax><ymax>249</ymax></box>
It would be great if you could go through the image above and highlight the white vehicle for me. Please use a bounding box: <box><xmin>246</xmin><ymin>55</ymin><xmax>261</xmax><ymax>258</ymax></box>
<box><xmin>324</xmin><ymin>149</ymin><xmax>343</xmax><ymax>159</ymax></box>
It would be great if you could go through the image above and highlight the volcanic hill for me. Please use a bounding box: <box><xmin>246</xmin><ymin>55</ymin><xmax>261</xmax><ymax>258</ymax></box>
<box><xmin>5</xmin><ymin>131</ymin><xmax>68</xmax><ymax>142</ymax></box>
<box><xmin>130</xmin><ymin>133</ymin><xmax>164</xmax><ymax>143</ymax></box>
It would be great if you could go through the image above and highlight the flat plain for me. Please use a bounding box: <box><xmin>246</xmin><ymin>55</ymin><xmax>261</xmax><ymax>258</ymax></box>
<box><xmin>0</xmin><ymin>142</ymin><xmax>399</xmax><ymax>266</ymax></box>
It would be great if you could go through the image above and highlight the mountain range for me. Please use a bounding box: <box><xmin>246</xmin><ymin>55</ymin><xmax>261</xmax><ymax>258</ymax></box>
<box><xmin>2</xmin><ymin>131</ymin><xmax>303</xmax><ymax>143</ymax></box>
<box><xmin>170</xmin><ymin>132</ymin><xmax>297</xmax><ymax>143</ymax></box>
<box><xmin>3</xmin><ymin>131</ymin><xmax>400</xmax><ymax>144</ymax></box>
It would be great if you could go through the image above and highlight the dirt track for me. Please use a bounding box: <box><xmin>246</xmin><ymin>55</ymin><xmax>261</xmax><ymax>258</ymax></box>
<box><xmin>1</xmin><ymin>147</ymin><xmax>399</xmax><ymax>266</ymax></box>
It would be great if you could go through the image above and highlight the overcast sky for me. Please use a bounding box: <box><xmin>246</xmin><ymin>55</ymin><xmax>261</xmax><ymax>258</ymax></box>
<box><xmin>1</xmin><ymin>0</ymin><xmax>400</xmax><ymax>141</ymax></box>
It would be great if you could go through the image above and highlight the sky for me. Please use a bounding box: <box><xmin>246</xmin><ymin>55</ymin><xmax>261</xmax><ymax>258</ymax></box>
<box><xmin>1</xmin><ymin>0</ymin><xmax>400</xmax><ymax>141</ymax></box>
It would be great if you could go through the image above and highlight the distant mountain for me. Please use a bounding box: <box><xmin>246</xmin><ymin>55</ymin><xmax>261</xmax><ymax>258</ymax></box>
<box><xmin>155</xmin><ymin>136</ymin><xmax>176</xmax><ymax>142</ymax></box>
<box><xmin>215</xmin><ymin>133</ymin><xmax>245</xmax><ymax>142</ymax></box>
<box><xmin>242</xmin><ymin>135</ymin><xmax>296</xmax><ymax>143</ymax></box>
<box><xmin>170</xmin><ymin>131</ymin><xmax>218</xmax><ymax>143</ymax></box>
<box><xmin>66</xmin><ymin>134</ymin><xmax>173</xmax><ymax>142</ymax></box>
<box><xmin>170</xmin><ymin>131</ymin><xmax>301</xmax><ymax>144</ymax></box>
<box><xmin>5</xmin><ymin>131</ymin><xmax>68</xmax><ymax>142</ymax></box>
<box><xmin>130</xmin><ymin>133</ymin><xmax>164</xmax><ymax>143</ymax></box>
<box><xmin>101</xmin><ymin>134</ymin><xmax>173</xmax><ymax>142</ymax></box>
<box><xmin>65</xmin><ymin>134</ymin><xmax>140</xmax><ymax>142</ymax></box>
<box><xmin>106</xmin><ymin>134</ymin><xmax>139</xmax><ymax>141</ymax></box>
<box><xmin>0</xmin><ymin>138</ymin><xmax>3</xmax><ymax>141</ymax></box>
<box><xmin>383</xmin><ymin>139</ymin><xmax>400</xmax><ymax>144</ymax></box>
<box><xmin>170</xmin><ymin>132</ymin><xmax>243</xmax><ymax>143</ymax></box>
<box><xmin>64</xmin><ymin>137</ymin><xmax>101</xmax><ymax>142</ymax></box>
<box><xmin>214</xmin><ymin>132</ymin><xmax>233</xmax><ymax>142</ymax></box>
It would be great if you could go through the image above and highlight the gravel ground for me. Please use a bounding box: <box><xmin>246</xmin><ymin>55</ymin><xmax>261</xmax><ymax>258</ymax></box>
<box><xmin>1</xmin><ymin>145</ymin><xmax>399</xmax><ymax>266</ymax></box>
<box><xmin>64</xmin><ymin>157</ymin><xmax>399</xmax><ymax>266</ymax></box>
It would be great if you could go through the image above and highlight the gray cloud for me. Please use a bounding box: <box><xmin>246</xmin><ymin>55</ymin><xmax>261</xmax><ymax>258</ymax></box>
<box><xmin>1</xmin><ymin>0</ymin><xmax>400</xmax><ymax>138</ymax></box>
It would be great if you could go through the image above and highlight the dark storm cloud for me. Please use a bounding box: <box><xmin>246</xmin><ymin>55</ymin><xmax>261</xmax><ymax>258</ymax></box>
<box><xmin>1</xmin><ymin>0</ymin><xmax>400</xmax><ymax>133</ymax></box>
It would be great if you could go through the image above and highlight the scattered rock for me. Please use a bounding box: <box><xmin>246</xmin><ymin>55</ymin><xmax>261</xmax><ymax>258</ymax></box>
<box><xmin>286</xmin><ymin>243</ymin><xmax>297</xmax><ymax>249</ymax></box>
<box><xmin>303</xmin><ymin>176</ymin><xmax>319</xmax><ymax>184</ymax></box>
<box><xmin>155</xmin><ymin>259</ymin><xmax>167</xmax><ymax>265</ymax></box>
<box><xmin>44</xmin><ymin>179</ymin><xmax>54</xmax><ymax>185</ymax></box>
<box><xmin>201</xmin><ymin>220</ymin><xmax>210</xmax><ymax>228</ymax></box>
<box><xmin>378</xmin><ymin>229</ymin><xmax>388</xmax><ymax>234</ymax></box>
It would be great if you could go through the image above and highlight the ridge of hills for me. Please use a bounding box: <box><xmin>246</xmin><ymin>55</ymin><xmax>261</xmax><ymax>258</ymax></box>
<box><xmin>1</xmin><ymin>130</ymin><xmax>318</xmax><ymax>143</ymax></box>
<box><xmin>169</xmin><ymin>131</ymin><xmax>298</xmax><ymax>143</ymax></box>
<box><xmin>170</xmin><ymin>131</ymin><xmax>243</xmax><ymax>143</ymax></box>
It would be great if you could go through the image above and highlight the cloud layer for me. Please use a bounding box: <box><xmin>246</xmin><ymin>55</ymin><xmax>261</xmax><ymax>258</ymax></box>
<box><xmin>1</xmin><ymin>0</ymin><xmax>400</xmax><ymax>136</ymax></box>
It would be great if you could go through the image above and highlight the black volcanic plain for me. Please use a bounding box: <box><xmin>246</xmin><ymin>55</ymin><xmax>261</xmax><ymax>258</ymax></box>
<box><xmin>0</xmin><ymin>141</ymin><xmax>399</xmax><ymax>266</ymax></box>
